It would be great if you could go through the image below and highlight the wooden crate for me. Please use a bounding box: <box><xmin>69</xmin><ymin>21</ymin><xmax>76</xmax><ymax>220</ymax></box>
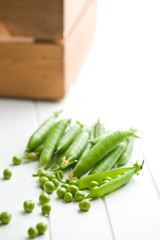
<box><xmin>0</xmin><ymin>0</ymin><xmax>96</xmax><ymax>100</ymax></box>
<box><xmin>0</xmin><ymin>0</ymin><xmax>91</xmax><ymax>41</ymax></box>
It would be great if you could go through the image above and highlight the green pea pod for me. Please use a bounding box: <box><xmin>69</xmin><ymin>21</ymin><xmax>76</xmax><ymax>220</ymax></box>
<box><xmin>94</xmin><ymin>119</ymin><xmax>106</xmax><ymax>138</ymax></box>
<box><xmin>73</xmin><ymin>130</ymin><xmax>138</xmax><ymax>178</ymax></box>
<box><xmin>89</xmin><ymin>135</ymin><xmax>105</xmax><ymax>145</ymax></box>
<box><xmin>56</xmin><ymin>123</ymin><xmax>83</xmax><ymax>153</ymax></box>
<box><xmin>76</xmin><ymin>167</ymin><xmax>132</xmax><ymax>190</ymax></box>
<box><xmin>39</xmin><ymin>119</ymin><xmax>71</xmax><ymax>169</ymax></box>
<box><xmin>117</xmin><ymin>138</ymin><xmax>134</xmax><ymax>166</ymax></box>
<box><xmin>57</xmin><ymin>131</ymin><xmax>89</xmax><ymax>168</ymax></box>
<box><xmin>78</xmin><ymin>128</ymin><xmax>94</xmax><ymax>162</ymax></box>
<box><xmin>24</xmin><ymin>142</ymin><xmax>45</xmax><ymax>160</ymax></box>
<box><xmin>86</xmin><ymin>161</ymin><xmax>144</xmax><ymax>199</ymax></box>
<box><xmin>26</xmin><ymin>111</ymin><xmax>61</xmax><ymax>152</ymax></box>
<box><xmin>90</xmin><ymin>141</ymin><xmax>127</xmax><ymax>174</ymax></box>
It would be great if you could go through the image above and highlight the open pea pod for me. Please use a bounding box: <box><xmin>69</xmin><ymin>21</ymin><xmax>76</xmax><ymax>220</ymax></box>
<box><xmin>76</xmin><ymin>167</ymin><xmax>132</xmax><ymax>190</ymax></box>
<box><xmin>85</xmin><ymin>161</ymin><xmax>144</xmax><ymax>199</ymax></box>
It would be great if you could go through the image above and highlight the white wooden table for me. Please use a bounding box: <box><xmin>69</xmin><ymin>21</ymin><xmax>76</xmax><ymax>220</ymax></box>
<box><xmin>0</xmin><ymin>1</ymin><xmax>160</xmax><ymax>239</ymax></box>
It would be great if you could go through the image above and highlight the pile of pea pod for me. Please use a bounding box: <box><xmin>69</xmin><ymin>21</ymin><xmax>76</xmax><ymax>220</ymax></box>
<box><xmin>24</xmin><ymin>111</ymin><xmax>144</xmax><ymax>211</ymax></box>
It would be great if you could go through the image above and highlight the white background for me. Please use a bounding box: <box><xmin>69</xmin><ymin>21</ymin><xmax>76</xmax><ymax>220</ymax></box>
<box><xmin>0</xmin><ymin>0</ymin><xmax>160</xmax><ymax>239</ymax></box>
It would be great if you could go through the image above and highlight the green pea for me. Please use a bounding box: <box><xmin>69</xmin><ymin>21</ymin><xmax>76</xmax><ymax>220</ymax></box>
<box><xmin>104</xmin><ymin>177</ymin><xmax>112</xmax><ymax>181</ymax></box>
<box><xmin>39</xmin><ymin>193</ymin><xmax>50</xmax><ymax>205</ymax></box>
<box><xmin>36</xmin><ymin>222</ymin><xmax>48</xmax><ymax>234</ymax></box>
<box><xmin>39</xmin><ymin>176</ymin><xmax>49</xmax><ymax>188</ymax></box>
<box><xmin>79</xmin><ymin>200</ymin><xmax>91</xmax><ymax>211</ymax></box>
<box><xmin>38</xmin><ymin>170</ymin><xmax>49</xmax><ymax>178</ymax></box>
<box><xmin>74</xmin><ymin>191</ymin><xmax>85</xmax><ymax>202</ymax></box>
<box><xmin>67</xmin><ymin>185</ymin><xmax>79</xmax><ymax>197</ymax></box>
<box><xmin>56</xmin><ymin>187</ymin><xmax>67</xmax><ymax>199</ymax></box>
<box><xmin>0</xmin><ymin>212</ymin><xmax>12</xmax><ymax>224</ymax></box>
<box><xmin>64</xmin><ymin>192</ymin><xmax>73</xmax><ymax>202</ymax></box>
<box><xmin>69</xmin><ymin>180</ymin><xmax>77</xmax><ymax>185</ymax></box>
<box><xmin>48</xmin><ymin>174</ymin><xmax>56</xmax><ymax>180</ymax></box>
<box><xmin>51</xmin><ymin>178</ymin><xmax>59</xmax><ymax>189</ymax></box>
<box><xmin>41</xmin><ymin>203</ymin><xmax>51</xmax><ymax>215</ymax></box>
<box><xmin>44</xmin><ymin>181</ymin><xmax>55</xmax><ymax>194</ymax></box>
<box><xmin>23</xmin><ymin>200</ymin><xmax>35</xmax><ymax>213</ymax></box>
<box><xmin>28</xmin><ymin>227</ymin><xmax>38</xmax><ymax>238</ymax></box>
<box><xmin>61</xmin><ymin>183</ymin><xmax>69</xmax><ymax>190</ymax></box>
<box><xmin>12</xmin><ymin>155</ymin><xmax>22</xmax><ymax>165</ymax></box>
<box><xmin>3</xmin><ymin>168</ymin><xmax>12</xmax><ymax>180</ymax></box>
<box><xmin>91</xmin><ymin>186</ymin><xmax>99</xmax><ymax>191</ymax></box>
<box><xmin>89</xmin><ymin>181</ymin><xmax>99</xmax><ymax>190</ymax></box>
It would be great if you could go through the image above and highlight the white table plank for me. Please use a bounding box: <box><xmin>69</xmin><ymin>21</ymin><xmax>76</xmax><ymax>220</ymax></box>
<box><xmin>0</xmin><ymin>100</ymin><xmax>50</xmax><ymax>240</ymax></box>
<box><xmin>104</xmin><ymin>143</ymin><xmax>160</xmax><ymax>240</ymax></box>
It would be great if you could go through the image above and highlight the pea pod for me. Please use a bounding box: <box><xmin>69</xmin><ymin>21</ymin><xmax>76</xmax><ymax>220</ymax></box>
<box><xmin>90</xmin><ymin>141</ymin><xmax>127</xmax><ymax>174</ymax></box>
<box><xmin>117</xmin><ymin>138</ymin><xmax>134</xmax><ymax>166</ymax></box>
<box><xmin>39</xmin><ymin>119</ymin><xmax>70</xmax><ymax>169</ymax></box>
<box><xmin>76</xmin><ymin>167</ymin><xmax>132</xmax><ymax>190</ymax></box>
<box><xmin>26</xmin><ymin>111</ymin><xmax>61</xmax><ymax>152</ymax></box>
<box><xmin>89</xmin><ymin>135</ymin><xmax>105</xmax><ymax>145</ymax></box>
<box><xmin>56</xmin><ymin>122</ymin><xmax>83</xmax><ymax>153</ymax></box>
<box><xmin>57</xmin><ymin>131</ymin><xmax>89</xmax><ymax>168</ymax></box>
<box><xmin>78</xmin><ymin>128</ymin><xmax>94</xmax><ymax>162</ymax></box>
<box><xmin>24</xmin><ymin>142</ymin><xmax>45</xmax><ymax>160</ymax></box>
<box><xmin>94</xmin><ymin>119</ymin><xmax>106</xmax><ymax>138</ymax></box>
<box><xmin>86</xmin><ymin>161</ymin><xmax>144</xmax><ymax>199</ymax></box>
<box><xmin>73</xmin><ymin>130</ymin><xmax>137</xmax><ymax>178</ymax></box>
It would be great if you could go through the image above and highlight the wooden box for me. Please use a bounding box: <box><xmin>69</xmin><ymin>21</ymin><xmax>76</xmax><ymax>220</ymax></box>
<box><xmin>0</xmin><ymin>0</ymin><xmax>96</xmax><ymax>100</ymax></box>
<box><xmin>0</xmin><ymin>0</ymin><xmax>92</xmax><ymax>41</ymax></box>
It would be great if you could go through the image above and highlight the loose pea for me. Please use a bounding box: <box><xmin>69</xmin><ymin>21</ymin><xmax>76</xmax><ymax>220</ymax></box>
<box><xmin>28</xmin><ymin>227</ymin><xmax>38</xmax><ymax>239</ymax></box>
<box><xmin>69</xmin><ymin>180</ymin><xmax>77</xmax><ymax>185</ymax></box>
<box><xmin>48</xmin><ymin>174</ymin><xmax>56</xmax><ymax>180</ymax></box>
<box><xmin>44</xmin><ymin>181</ymin><xmax>55</xmax><ymax>194</ymax></box>
<box><xmin>39</xmin><ymin>193</ymin><xmax>50</xmax><ymax>205</ymax></box>
<box><xmin>36</xmin><ymin>222</ymin><xmax>48</xmax><ymax>234</ymax></box>
<box><xmin>67</xmin><ymin>185</ymin><xmax>79</xmax><ymax>196</ymax></box>
<box><xmin>39</xmin><ymin>176</ymin><xmax>49</xmax><ymax>188</ymax></box>
<box><xmin>61</xmin><ymin>183</ymin><xmax>69</xmax><ymax>190</ymax></box>
<box><xmin>74</xmin><ymin>191</ymin><xmax>85</xmax><ymax>202</ymax></box>
<box><xmin>41</xmin><ymin>204</ymin><xmax>51</xmax><ymax>215</ymax></box>
<box><xmin>64</xmin><ymin>192</ymin><xmax>73</xmax><ymax>202</ymax></box>
<box><xmin>0</xmin><ymin>212</ymin><xmax>12</xmax><ymax>224</ymax></box>
<box><xmin>88</xmin><ymin>181</ymin><xmax>99</xmax><ymax>190</ymax></box>
<box><xmin>12</xmin><ymin>155</ymin><xmax>22</xmax><ymax>165</ymax></box>
<box><xmin>23</xmin><ymin>200</ymin><xmax>35</xmax><ymax>213</ymax></box>
<box><xmin>3</xmin><ymin>168</ymin><xmax>12</xmax><ymax>179</ymax></box>
<box><xmin>56</xmin><ymin>187</ymin><xmax>67</xmax><ymax>199</ymax></box>
<box><xmin>79</xmin><ymin>200</ymin><xmax>91</xmax><ymax>211</ymax></box>
<box><xmin>38</xmin><ymin>171</ymin><xmax>49</xmax><ymax>178</ymax></box>
<box><xmin>51</xmin><ymin>178</ymin><xmax>59</xmax><ymax>189</ymax></box>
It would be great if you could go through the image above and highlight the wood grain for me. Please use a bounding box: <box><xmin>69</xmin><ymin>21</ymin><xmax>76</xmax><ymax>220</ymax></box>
<box><xmin>0</xmin><ymin>0</ymin><xmax>92</xmax><ymax>40</ymax></box>
<box><xmin>0</xmin><ymin>44</ymin><xmax>64</xmax><ymax>100</ymax></box>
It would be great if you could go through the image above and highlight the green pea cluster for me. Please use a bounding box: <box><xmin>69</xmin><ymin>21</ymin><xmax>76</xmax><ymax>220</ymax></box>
<box><xmin>28</xmin><ymin>222</ymin><xmax>48</xmax><ymax>239</ymax></box>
